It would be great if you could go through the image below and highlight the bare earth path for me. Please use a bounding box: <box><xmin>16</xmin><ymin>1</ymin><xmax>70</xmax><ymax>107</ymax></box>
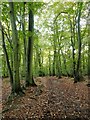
<box><xmin>2</xmin><ymin>76</ymin><xmax>90</xmax><ymax>120</ymax></box>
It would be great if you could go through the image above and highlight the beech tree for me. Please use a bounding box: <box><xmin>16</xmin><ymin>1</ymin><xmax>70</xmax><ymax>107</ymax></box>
<box><xmin>74</xmin><ymin>2</ymin><xmax>83</xmax><ymax>82</ymax></box>
<box><xmin>25</xmin><ymin>3</ymin><xmax>36</xmax><ymax>86</ymax></box>
<box><xmin>1</xmin><ymin>22</ymin><xmax>13</xmax><ymax>91</ymax></box>
<box><xmin>87</xmin><ymin>3</ymin><xmax>90</xmax><ymax>86</ymax></box>
<box><xmin>9</xmin><ymin>2</ymin><xmax>22</xmax><ymax>93</ymax></box>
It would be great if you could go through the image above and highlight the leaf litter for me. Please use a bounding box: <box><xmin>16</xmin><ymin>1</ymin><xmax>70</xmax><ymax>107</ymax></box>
<box><xmin>2</xmin><ymin>76</ymin><xmax>90</xmax><ymax>120</ymax></box>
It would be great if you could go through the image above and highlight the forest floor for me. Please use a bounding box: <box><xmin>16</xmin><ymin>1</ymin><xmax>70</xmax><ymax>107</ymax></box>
<box><xmin>1</xmin><ymin>76</ymin><xmax>90</xmax><ymax>120</ymax></box>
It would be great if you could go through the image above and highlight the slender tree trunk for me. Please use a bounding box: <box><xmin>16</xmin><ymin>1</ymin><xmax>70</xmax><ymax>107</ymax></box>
<box><xmin>33</xmin><ymin>51</ymin><xmax>37</xmax><ymax>76</ymax></box>
<box><xmin>88</xmin><ymin>31</ymin><xmax>90</xmax><ymax>84</ymax></box>
<box><xmin>26</xmin><ymin>3</ymin><xmax>36</xmax><ymax>86</ymax></box>
<box><xmin>82</xmin><ymin>44</ymin><xmax>85</xmax><ymax>75</ymax></box>
<box><xmin>52</xmin><ymin>50</ymin><xmax>56</xmax><ymax>76</ymax></box>
<box><xmin>74</xmin><ymin>2</ymin><xmax>83</xmax><ymax>82</ymax></box>
<box><xmin>57</xmin><ymin>49</ymin><xmax>62</xmax><ymax>78</ymax></box>
<box><xmin>22</xmin><ymin>2</ymin><xmax>26</xmax><ymax>76</ymax></box>
<box><xmin>9</xmin><ymin>2</ymin><xmax>22</xmax><ymax>93</ymax></box>
<box><xmin>87</xmin><ymin>3</ymin><xmax>90</xmax><ymax>86</ymax></box>
<box><xmin>55</xmin><ymin>23</ymin><xmax>61</xmax><ymax>78</ymax></box>
<box><xmin>35</xmin><ymin>46</ymin><xmax>39</xmax><ymax>76</ymax></box>
<box><xmin>48</xmin><ymin>51</ymin><xmax>51</xmax><ymax>76</ymax></box>
<box><xmin>52</xmin><ymin>29</ymin><xmax>56</xmax><ymax>76</ymax></box>
<box><xmin>1</xmin><ymin>22</ymin><xmax>14</xmax><ymax>92</ymax></box>
<box><xmin>61</xmin><ymin>49</ymin><xmax>69</xmax><ymax>76</ymax></box>
<box><xmin>69</xmin><ymin>17</ymin><xmax>76</xmax><ymax>77</ymax></box>
<box><xmin>38</xmin><ymin>49</ymin><xmax>42</xmax><ymax>72</ymax></box>
<box><xmin>2</xmin><ymin>56</ymin><xmax>6</xmax><ymax>77</ymax></box>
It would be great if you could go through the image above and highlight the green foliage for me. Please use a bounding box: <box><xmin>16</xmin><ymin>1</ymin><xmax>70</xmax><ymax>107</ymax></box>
<box><xmin>1</xmin><ymin>1</ymin><xmax>88</xmax><ymax>80</ymax></box>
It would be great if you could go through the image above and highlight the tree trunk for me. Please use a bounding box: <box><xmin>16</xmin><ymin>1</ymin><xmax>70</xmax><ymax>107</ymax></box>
<box><xmin>48</xmin><ymin>51</ymin><xmax>52</xmax><ymax>76</ymax></box>
<box><xmin>69</xmin><ymin>17</ymin><xmax>76</xmax><ymax>77</ymax></box>
<box><xmin>52</xmin><ymin>50</ymin><xmax>56</xmax><ymax>76</ymax></box>
<box><xmin>35</xmin><ymin>46</ymin><xmax>39</xmax><ymax>76</ymax></box>
<box><xmin>74</xmin><ymin>2</ymin><xmax>83</xmax><ymax>82</ymax></box>
<box><xmin>87</xmin><ymin>3</ymin><xmax>90</xmax><ymax>86</ymax></box>
<box><xmin>22</xmin><ymin>2</ymin><xmax>26</xmax><ymax>76</ymax></box>
<box><xmin>52</xmin><ymin>30</ymin><xmax>56</xmax><ymax>76</ymax></box>
<box><xmin>57</xmin><ymin>49</ymin><xmax>62</xmax><ymax>78</ymax></box>
<box><xmin>61</xmin><ymin>49</ymin><xmax>69</xmax><ymax>76</ymax></box>
<box><xmin>26</xmin><ymin>3</ymin><xmax>36</xmax><ymax>86</ymax></box>
<box><xmin>54</xmin><ymin>22</ymin><xmax>61</xmax><ymax>78</ymax></box>
<box><xmin>1</xmin><ymin>22</ymin><xmax>14</xmax><ymax>92</ymax></box>
<box><xmin>9</xmin><ymin>2</ymin><xmax>22</xmax><ymax>93</ymax></box>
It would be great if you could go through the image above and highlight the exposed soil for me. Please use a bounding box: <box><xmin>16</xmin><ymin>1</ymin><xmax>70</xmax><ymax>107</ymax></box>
<box><xmin>1</xmin><ymin>76</ymin><xmax>90</xmax><ymax>120</ymax></box>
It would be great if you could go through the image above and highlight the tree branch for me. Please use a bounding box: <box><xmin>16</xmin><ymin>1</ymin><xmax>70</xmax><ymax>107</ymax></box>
<box><xmin>54</xmin><ymin>11</ymin><xmax>68</xmax><ymax>23</ymax></box>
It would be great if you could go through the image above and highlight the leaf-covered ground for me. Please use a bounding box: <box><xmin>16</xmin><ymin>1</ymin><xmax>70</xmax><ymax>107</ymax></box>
<box><xmin>2</xmin><ymin>76</ymin><xmax>90</xmax><ymax>120</ymax></box>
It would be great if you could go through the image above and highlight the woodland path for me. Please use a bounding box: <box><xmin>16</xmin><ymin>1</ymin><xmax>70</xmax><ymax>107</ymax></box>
<box><xmin>45</xmin><ymin>77</ymin><xmax>90</xmax><ymax>119</ymax></box>
<box><xmin>2</xmin><ymin>76</ymin><xmax>90</xmax><ymax>120</ymax></box>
